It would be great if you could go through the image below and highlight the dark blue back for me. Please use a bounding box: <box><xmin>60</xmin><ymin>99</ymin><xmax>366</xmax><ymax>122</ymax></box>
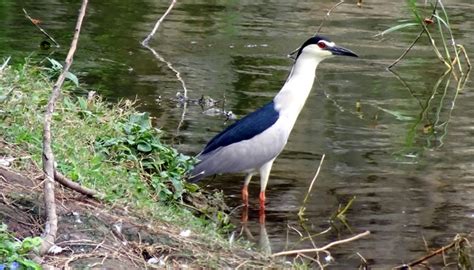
<box><xmin>201</xmin><ymin>101</ymin><xmax>280</xmax><ymax>155</ymax></box>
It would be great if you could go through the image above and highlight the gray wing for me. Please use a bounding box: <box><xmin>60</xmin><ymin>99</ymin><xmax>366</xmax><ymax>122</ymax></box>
<box><xmin>189</xmin><ymin>121</ymin><xmax>288</xmax><ymax>182</ymax></box>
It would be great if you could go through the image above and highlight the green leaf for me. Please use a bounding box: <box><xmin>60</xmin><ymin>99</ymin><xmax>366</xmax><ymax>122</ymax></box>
<box><xmin>129</xmin><ymin>112</ymin><xmax>151</xmax><ymax>130</ymax></box>
<box><xmin>375</xmin><ymin>22</ymin><xmax>419</xmax><ymax>37</ymax></box>
<box><xmin>46</xmin><ymin>58</ymin><xmax>63</xmax><ymax>70</ymax></box>
<box><xmin>65</xmin><ymin>71</ymin><xmax>79</xmax><ymax>86</ymax></box>
<box><xmin>377</xmin><ymin>106</ymin><xmax>415</xmax><ymax>121</ymax></box>
<box><xmin>432</xmin><ymin>14</ymin><xmax>451</xmax><ymax>31</ymax></box>
<box><xmin>19</xmin><ymin>237</ymin><xmax>42</xmax><ymax>253</ymax></box>
<box><xmin>171</xmin><ymin>178</ymin><xmax>183</xmax><ymax>199</ymax></box>
<box><xmin>137</xmin><ymin>142</ymin><xmax>152</xmax><ymax>152</ymax></box>
<box><xmin>406</xmin><ymin>0</ymin><xmax>423</xmax><ymax>23</ymax></box>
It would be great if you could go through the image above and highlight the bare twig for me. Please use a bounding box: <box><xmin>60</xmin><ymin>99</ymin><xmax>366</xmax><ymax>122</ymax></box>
<box><xmin>141</xmin><ymin>0</ymin><xmax>176</xmax><ymax>47</ymax></box>
<box><xmin>40</xmin><ymin>0</ymin><xmax>88</xmax><ymax>255</ymax></box>
<box><xmin>271</xmin><ymin>230</ymin><xmax>370</xmax><ymax>257</ymax></box>
<box><xmin>316</xmin><ymin>0</ymin><xmax>345</xmax><ymax>34</ymax></box>
<box><xmin>141</xmin><ymin>0</ymin><xmax>189</xmax><ymax>136</ymax></box>
<box><xmin>23</xmin><ymin>8</ymin><xmax>60</xmax><ymax>48</ymax></box>
<box><xmin>288</xmin><ymin>1</ymin><xmax>345</xmax><ymax>58</ymax></box>
<box><xmin>388</xmin><ymin>31</ymin><xmax>424</xmax><ymax>69</ymax></box>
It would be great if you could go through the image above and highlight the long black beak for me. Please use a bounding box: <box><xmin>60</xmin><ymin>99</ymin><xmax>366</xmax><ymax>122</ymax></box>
<box><xmin>329</xmin><ymin>45</ymin><xmax>358</xmax><ymax>57</ymax></box>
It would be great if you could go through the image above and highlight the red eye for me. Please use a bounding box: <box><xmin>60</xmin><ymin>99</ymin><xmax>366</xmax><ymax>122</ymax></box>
<box><xmin>317</xmin><ymin>41</ymin><xmax>327</xmax><ymax>49</ymax></box>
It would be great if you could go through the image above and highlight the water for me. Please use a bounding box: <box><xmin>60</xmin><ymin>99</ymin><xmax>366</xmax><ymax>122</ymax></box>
<box><xmin>1</xmin><ymin>0</ymin><xmax>473</xmax><ymax>267</ymax></box>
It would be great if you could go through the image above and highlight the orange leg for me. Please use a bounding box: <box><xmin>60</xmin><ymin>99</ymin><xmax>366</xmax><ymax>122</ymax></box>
<box><xmin>259</xmin><ymin>191</ymin><xmax>266</xmax><ymax>210</ymax></box>
<box><xmin>241</xmin><ymin>204</ymin><xmax>249</xmax><ymax>223</ymax></box>
<box><xmin>259</xmin><ymin>210</ymin><xmax>266</xmax><ymax>224</ymax></box>
<box><xmin>258</xmin><ymin>191</ymin><xmax>266</xmax><ymax>224</ymax></box>
<box><xmin>242</xmin><ymin>173</ymin><xmax>254</xmax><ymax>206</ymax></box>
<box><xmin>242</xmin><ymin>185</ymin><xmax>249</xmax><ymax>206</ymax></box>
<box><xmin>258</xmin><ymin>159</ymin><xmax>273</xmax><ymax>219</ymax></box>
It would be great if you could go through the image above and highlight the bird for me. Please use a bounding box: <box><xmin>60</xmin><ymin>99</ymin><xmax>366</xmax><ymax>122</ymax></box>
<box><xmin>188</xmin><ymin>35</ymin><xmax>357</xmax><ymax>211</ymax></box>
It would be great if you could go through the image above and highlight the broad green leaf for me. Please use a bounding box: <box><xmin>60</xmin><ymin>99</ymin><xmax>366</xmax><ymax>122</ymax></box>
<box><xmin>137</xmin><ymin>142</ymin><xmax>152</xmax><ymax>152</ymax></box>
<box><xmin>65</xmin><ymin>71</ymin><xmax>79</xmax><ymax>87</ymax></box>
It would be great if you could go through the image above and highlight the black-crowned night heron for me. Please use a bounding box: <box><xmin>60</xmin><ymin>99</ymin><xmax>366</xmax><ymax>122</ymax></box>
<box><xmin>188</xmin><ymin>35</ymin><xmax>357</xmax><ymax>211</ymax></box>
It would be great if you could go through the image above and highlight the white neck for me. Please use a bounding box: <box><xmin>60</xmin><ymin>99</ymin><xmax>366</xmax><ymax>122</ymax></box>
<box><xmin>274</xmin><ymin>53</ymin><xmax>323</xmax><ymax>124</ymax></box>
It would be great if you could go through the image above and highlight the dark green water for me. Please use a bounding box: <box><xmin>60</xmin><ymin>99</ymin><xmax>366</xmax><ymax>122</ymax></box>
<box><xmin>2</xmin><ymin>0</ymin><xmax>473</xmax><ymax>267</ymax></box>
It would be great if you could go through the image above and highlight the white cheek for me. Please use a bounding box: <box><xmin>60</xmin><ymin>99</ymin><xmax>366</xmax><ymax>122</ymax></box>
<box><xmin>303</xmin><ymin>45</ymin><xmax>332</xmax><ymax>57</ymax></box>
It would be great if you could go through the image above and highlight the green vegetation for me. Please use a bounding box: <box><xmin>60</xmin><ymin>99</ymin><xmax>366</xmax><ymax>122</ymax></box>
<box><xmin>95</xmin><ymin>111</ymin><xmax>195</xmax><ymax>201</ymax></box>
<box><xmin>0</xmin><ymin>60</ymin><xmax>199</xmax><ymax>207</ymax></box>
<box><xmin>378</xmin><ymin>0</ymin><xmax>470</xmax><ymax>73</ymax></box>
<box><xmin>374</xmin><ymin>0</ymin><xmax>471</xmax><ymax>159</ymax></box>
<box><xmin>0</xmin><ymin>61</ymin><xmax>265</xmax><ymax>268</ymax></box>
<box><xmin>0</xmin><ymin>224</ymin><xmax>41</xmax><ymax>270</ymax></box>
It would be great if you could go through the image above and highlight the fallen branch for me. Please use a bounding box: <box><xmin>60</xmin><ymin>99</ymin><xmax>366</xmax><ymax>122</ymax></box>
<box><xmin>37</xmin><ymin>170</ymin><xmax>103</xmax><ymax>198</ymax></box>
<box><xmin>40</xmin><ymin>0</ymin><xmax>88</xmax><ymax>256</ymax></box>
<box><xmin>271</xmin><ymin>230</ymin><xmax>370</xmax><ymax>257</ymax></box>
<box><xmin>23</xmin><ymin>8</ymin><xmax>60</xmax><ymax>48</ymax></box>
<box><xmin>54</xmin><ymin>171</ymin><xmax>103</xmax><ymax>198</ymax></box>
<box><xmin>393</xmin><ymin>235</ymin><xmax>470</xmax><ymax>269</ymax></box>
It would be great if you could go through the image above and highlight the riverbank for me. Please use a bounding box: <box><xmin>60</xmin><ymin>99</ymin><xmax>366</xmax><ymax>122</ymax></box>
<box><xmin>0</xmin><ymin>61</ymin><xmax>281</xmax><ymax>268</ymax></box>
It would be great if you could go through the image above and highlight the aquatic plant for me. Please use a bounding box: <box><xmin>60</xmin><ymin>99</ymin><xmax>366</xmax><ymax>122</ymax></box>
<box><xmin>377</xmin><ymin>0</ymin><xmax>470</xmax><ymax>74</ymax></box>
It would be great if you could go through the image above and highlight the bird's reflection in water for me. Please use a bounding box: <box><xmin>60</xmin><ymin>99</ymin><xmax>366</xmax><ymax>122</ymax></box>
<box><xmin>239</xmin><ymin>206</ymin><xmax>272</xmax><ymax>256</ymax></box>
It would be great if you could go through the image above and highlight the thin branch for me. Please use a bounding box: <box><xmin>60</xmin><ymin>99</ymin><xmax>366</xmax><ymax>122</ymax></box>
<box><xmin>316</xmin><ymin>0</ymin><xmax>345</xmax><ymax>34</ymax></box>
<box><xmin>388</xmin><ymin>1</ymin><xmax>439</xmax><ymax>69</ymax></box>
<box><xmin>388</xmin><ymin>31</ymin><xmax>424</xmax><ymax>69</ymax></box>
<box><xmin>288</xmin><ymin>0</ymin><xmax>345</xmax><ymax>58</ymax></box>
<box><xmin>140</xmin><ymin>0</ymin><xmax>189</xmax><ymax>136</ymax></box>
<box><xmin>141</xmin><ymin>0</ymin><xmax>176</xmax><ymax>47</ymax></box>
<box><xmin>40</xmin><ymin>0</ymin><xmax>88</xmax><ymax>255</ymax></box>
<box><xmin>23</xmin><ymin>8</ymin><xmax>60</xmax><ymax>48</ymax></box>
<box><xmin>271</xmin><ymin>231</ymin><xmax>370</xmax><ymax>257</ymax></box>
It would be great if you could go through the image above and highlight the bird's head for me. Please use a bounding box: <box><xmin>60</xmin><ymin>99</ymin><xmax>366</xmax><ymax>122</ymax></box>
<box><xmin>294</xmin><ymin>35</ymin><xmax>358</xmax><ymax>61</ymax></box>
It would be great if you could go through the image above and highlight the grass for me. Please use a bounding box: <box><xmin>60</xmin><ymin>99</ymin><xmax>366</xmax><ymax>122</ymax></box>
<box><xmin>0</xmin><ymin>60</ymin><xmax>276</xmax><ymax>268</ymax></box>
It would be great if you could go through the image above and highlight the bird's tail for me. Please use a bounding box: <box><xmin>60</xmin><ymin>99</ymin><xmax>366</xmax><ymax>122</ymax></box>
<box><xmin>187</xmin><ymin>160</ymin><xmax>207</xmax><ymax>183</ymax></box>
<box><xmin>187</xmin><ymin>169</ymin><xmax>205</xmax><ymax>183</ymax></box>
